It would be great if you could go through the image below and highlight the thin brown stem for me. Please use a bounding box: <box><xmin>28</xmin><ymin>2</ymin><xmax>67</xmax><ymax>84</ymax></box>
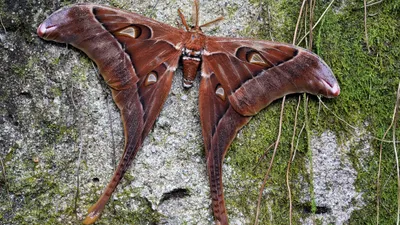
<box><xmin>287</xmin><ymin>95</ymin><xmax>302</xmax><ymax>225</ymax></box>
<box><xmin>366</xmin><ymin>0</ymin><xmax>383</xmax><ymax>7</ymax></box>
<box><xmin>377</xmin><ymin>83</ymin><xmax>400</xmax><ymax>224</ymax></box>
<box><xmin>364</xmin><ymin>0</ymin><xmax>371</xmax><ymax>53</ymax></box>
<box><xmin>304</xmin><ymin>5</ymin><xmax>308</xmax><ymax>48</ymax></box>
<box><xmin>316</xmin><ymin>98</ymin><xmax>321</xmax><ymax>125</ymax></box>
<box><xmin>0</xmin><ymin>157</ymin><xmax>7</xmax><ymax>192</ymax></box>
<box><xmin>318</xmin><ymin>97</ymin><xmax>399</xmax><ymax>143</ymax></box>
<box><xmin>293</xmin><ymin>0</ymin><xmax>307</xmax><ymax>44</ymax></box>
<box><xmin>254</xmin><ymin>97</ymin><xmax>286</xmax><ymax>225</ymax></box>
<box><xmin>377</xmin><ymin>120</ymin><xmax>391</xmax><ymax>224</ymax></box>
<box><xmin>70</xmin><ymin>85</ymin><xmax>83</xmax><ymax>216</ymax></box>
<box><xmin>392</xmin><ymin>82</ymin><xmax>400</xmax><ymax>225</ymax></box>
<box><xmin>294</xmin><ymin>123</ymin><xmax>307</xmax><ymax>161</ymax></box>
<box><xmin>253</xmin><ymin>142</ymin><xmax>276</xmax><ymax>171</ymax></box>
<box><xmin>309</xmin><ymin>0</ymin><xmax>316</xmax><ymax>49</ymax></box>
<box><xmin>304</xmin><ymin>94</ymin><xmax>317</xmax><ymax>224</ymax></box>
<box><xmin>297</xmin><ymin>0</ymin><xmax>335</xmax><ymax>45</ymax></box>
<box><xmin>317</xmin><ymin>97</ymin><xmax>357</xmax><ymax>130</ymax></box>
<box><xmin>267</xmin><ymin>4</ymin><xmax>274</xmax><ymax>41</ymax></box>
<box><xmin>0</xmin><ymin>15</ymin><xmax>6</xmax><ymax>33</ymax></box>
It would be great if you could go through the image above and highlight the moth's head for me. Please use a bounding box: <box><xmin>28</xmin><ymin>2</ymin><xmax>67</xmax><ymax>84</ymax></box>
<box><xmin>190</xmin><ymin>26</ymin><xmax>203</xmax><ymax>34</ymax></box>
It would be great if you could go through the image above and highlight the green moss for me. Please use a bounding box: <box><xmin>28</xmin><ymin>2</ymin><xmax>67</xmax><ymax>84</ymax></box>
<box><xmin>71</xmin><ymin>56</ymin><xmax>92</xmax><ymax>84</ymax></box>
<box><xmin>60</xmin><ymin>1</ymin><xmax>73</xmax><ymax>7</ymax></box>
<box><xmin>313</xmin><ymin>2</ymin><xmax>399</xmax><ymax>223</ymax></box>
<box><xmin>3</xmin><ymin>0</ymin><xmax>399</xmax><ymax>224</ymax></box>
<box><xmin>51</xmin><ymin>57</ymin><xmax>60</xmax><ymax>65</ymax></box>
<box><xmin>50</xmin><ymin>86</ymin><xmax>62</xmax><ymax>97</ymax></box>
<box><xmin>225</xmin><ymin>0</ymin><xmax>400</xmax><ymax>224</ymax></box>
<box><xmin>107</xmin><ymin>0</ymin><xmax>125</xmax><ymax>9</ymax></box>
<box><xmin>95</xmin><ymin>188</ymin><xmax>162</xmax><ymax>225</ymax></box>
<box><xmin>1</xmin><ymin>144</ymin><xmax>73</xmax><ymax>224</ymax></box>
<box><xmin>5</xmin><ymin>144</ymin><xmax>18</xmax><ymax>163</ymax></box>
<box><xmin>39</xmin><ymin>122</ymin><xmax>77</xmax><ymax>144</ymax></box>
<box><xmin>10</xmin><ymin>56</ymin><xmax>39</xmax><ymax>78</ymax></box>
<box><xmin>12</xmin><ymin>65</ymin><xmax>28</xmax><ymax>78</ymax></box>
<box><xmin>226</xmin><ymin>4</ymin><xmax>239</xmax><ymax>19</ymax></box>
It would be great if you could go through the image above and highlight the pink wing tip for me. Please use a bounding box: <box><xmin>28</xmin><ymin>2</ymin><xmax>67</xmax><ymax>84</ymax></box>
<box><xmin>37</xmin><ymin>23</ymin><xmax>46</xmax><ymax>37</ymax></box>
<box><xmin>37</xmin><ymin>22</ymin><xmax>57</xmax><ymax>38</ymax></box>
<box><xmin>320</xmin><ymin>79</ymin><xmax>340</xmax><ymax>97</ymax></box>
<box><xmin>331</xmin><ymin>82</ymin><xmax>340</xmax><ymax>96</ymax></box>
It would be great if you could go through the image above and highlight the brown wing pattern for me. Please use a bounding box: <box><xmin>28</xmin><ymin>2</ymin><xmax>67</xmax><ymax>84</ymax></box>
<box><xmin>204</xmin><ymin>37</ymin><xmax>340</xmax><ymax>116</ymax></box>
<box><xmin>37</xmin><ymin>4</ymin><xmax>183</xmax><ymax>224</ymax></box>
<box><xmin>200</xmin><ymin>37</ymin><xmax>339</xmax><ymax>225</ymax></box>
<box><xmin>38</xmin><ymin>3</ymin><xmax>340</xmax><ymax>224</ymax></box>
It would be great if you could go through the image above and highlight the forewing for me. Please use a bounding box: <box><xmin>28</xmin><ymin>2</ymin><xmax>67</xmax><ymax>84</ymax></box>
<box><xmin>37</xmin><ymin>4</ymin><xmax>183</xmax><ymax>224</ymax></box>
<box><xmin>204</xmin><ymin>36</ymin><xmax>340</xmax><ymax>116</ymax></box>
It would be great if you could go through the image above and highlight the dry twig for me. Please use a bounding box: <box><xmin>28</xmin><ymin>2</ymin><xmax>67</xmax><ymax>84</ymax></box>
<box><xmin>0</xmin><ymin>15</ymin><xmax>6</xmax><ymax>33</ymax></box>
<box><xmin>253</xmin><ymin>142</ymin><xmax>276</xmax><ymax>171</ymax></box>
<box><xmin>254</xmin><ymin>0</ymin><xmax>335</xmax><ymax>223</ymax></box>
<box><xmin>377</xmin><ymin>82</ymin><xmax>400</xmax><ymax>224</ymax></box>
<box><xmin>296</xmin><ymin>0</ymin><xmax>335</xmax><ymax>45</ymax></box>
<box><xmin>318</xmin><ymin>96</ymin><xmax>400</xmax><ymax>143</ymax></box>
<box><xmin>286</xmin><ymin>95</ymin><xmax>302</xmax><ymax>225</ymax></box>
<box><xmin>366</xmin><ymin>0</ymin><xmax>383</xmax><ymax>8</ymax></box>
<box><xmin>364</xmin><ymin>0</ymin><xmax>371</xmax><ymax>53</ymax></box>
<box><xmin>254</xmin><ymin>96</ymin><xmax>286</xmax><ymax>225</ymax></box>
<box><xmin>70</xmin><ymin>85</ymin><xmax>84</xmax><ymax>215</ymax></box>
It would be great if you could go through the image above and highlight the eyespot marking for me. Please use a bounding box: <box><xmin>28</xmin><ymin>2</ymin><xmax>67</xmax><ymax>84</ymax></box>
<box><xmin>117</xmin><ymin>26</ymin><xmax>141</xmax><ymax>39</ymax></box>
<box><xmin>145</xmin><ymin>71</ymin><xmax>157</xmax><ymax>86</ymax></box>
<box><xmin>247</xmin><ymin>52</ymin><xmax>268</xmax><ymax>67</ymax></box>
<box><xmin>215</xmin><ymin>85</ymin><xmax>225</xmax><ymax>100</ymax></box>
<box><xmin>236</xmin><ymin>47</ymin><xmax>271</xmax><ymax>68</ymax></box>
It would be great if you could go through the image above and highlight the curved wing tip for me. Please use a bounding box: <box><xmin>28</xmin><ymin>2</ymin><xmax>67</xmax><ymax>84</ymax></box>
<box><xmin>82</xmin><ymin>205</ymin><xmax>103</xmax><ymax>225</ymax></box>
<box><xmin>37</xmin><ymin>23</ymin><xmax>45</xmax><ymax>37</ymax></box>
<box><xmin>331</xmin><ymin>82</ymin><xmax>340</xmax><ymax>97</ymax></box>
<box><xmin>320</xmin><ymin>78</ymin><xmax>340</xmax><ymax>98</ymax></box>
<box><xmin>215</xmin><ymin>217</ymin><xmax>229</xmax><ymax>225</ymax></box>
<box><xmin>37</xmin><ymin>22</ymin><xmax>57</xmax><ymax>38</ymax></box>
<box><xmin>36</xmin><ymin>5</ymin><xmax>82</xmax><ymax>40</ymax></box>
<box><xmin>321</xmin><ymin>73</ymin><xmax>340</xmax><ymax>97</ymax></box>
<box><xmin>82</xmin><ymin>212</ymin><xmax>100</xmax><ymax>225</ymax></box>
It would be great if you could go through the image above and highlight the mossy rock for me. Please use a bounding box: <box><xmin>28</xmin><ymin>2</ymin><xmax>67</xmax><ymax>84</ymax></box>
<box><xmin>0</xmin><ymin>0</ymin><xmax>399</xmax><ymax>224</ymax></box>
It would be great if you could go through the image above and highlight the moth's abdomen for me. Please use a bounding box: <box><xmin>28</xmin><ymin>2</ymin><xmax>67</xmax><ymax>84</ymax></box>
<box><xmin>181</xmin><ymin>47</ymin><xmax>202</xmax><ymax>88</ymax></box>
<box><xmin>37</xmin><ymin>5</ymin><xmax>138</xmax><ymax>90</ymax></box>
<box><xmin>182</xmin><ymin>58</ymin><xmax>200</xmax><ymax>88</ymax></box>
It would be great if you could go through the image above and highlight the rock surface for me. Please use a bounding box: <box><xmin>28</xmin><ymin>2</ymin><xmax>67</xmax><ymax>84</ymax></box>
<box><xmin>1</xmin><ymin>0</ymin><xmax>397</xmax><ymax>224</ymax></box>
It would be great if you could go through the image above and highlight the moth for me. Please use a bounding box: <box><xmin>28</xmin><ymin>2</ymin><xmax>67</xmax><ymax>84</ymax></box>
<box><xmin>37</xmin><ymin>1</ymin><xmax>340</xmax><ymax>224</ymax></box>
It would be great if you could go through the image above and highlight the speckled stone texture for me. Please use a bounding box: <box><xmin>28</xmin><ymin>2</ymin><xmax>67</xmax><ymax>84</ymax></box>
<box><xmin>0</xmin><ymin>0</ymin><xmax>370</xmax><ymax>224</ymax></box>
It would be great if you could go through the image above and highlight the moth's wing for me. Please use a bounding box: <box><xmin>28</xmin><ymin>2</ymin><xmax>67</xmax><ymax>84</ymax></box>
<box><xmin>37</xmin><ymin>4</ymin><xmax>184</xmax><ymax>224</ymax></box>
<box><xmin>200</xmin><ymin>36</ymin><xmax>340</xmax><ymax>224</ymax></box>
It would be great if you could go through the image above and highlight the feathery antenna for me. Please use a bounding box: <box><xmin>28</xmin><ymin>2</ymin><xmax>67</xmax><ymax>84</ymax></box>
<box><xmin>178</xmin><ymin>0</ymin><xmax>224</xmax><ymax>32</ymax></box>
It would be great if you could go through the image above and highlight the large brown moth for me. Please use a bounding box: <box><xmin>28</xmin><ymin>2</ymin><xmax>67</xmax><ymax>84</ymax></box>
<box><xmin>37</xmin><ymin>1</ymin><xmax>340</xmax><ymax>224</ymax></box>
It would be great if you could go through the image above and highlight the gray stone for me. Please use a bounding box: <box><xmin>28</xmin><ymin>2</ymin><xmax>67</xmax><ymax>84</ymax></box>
<box><xmin>0</xmin><ymin>0</ymin><xmax>371</xmax><ymax>224</ymax></box>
